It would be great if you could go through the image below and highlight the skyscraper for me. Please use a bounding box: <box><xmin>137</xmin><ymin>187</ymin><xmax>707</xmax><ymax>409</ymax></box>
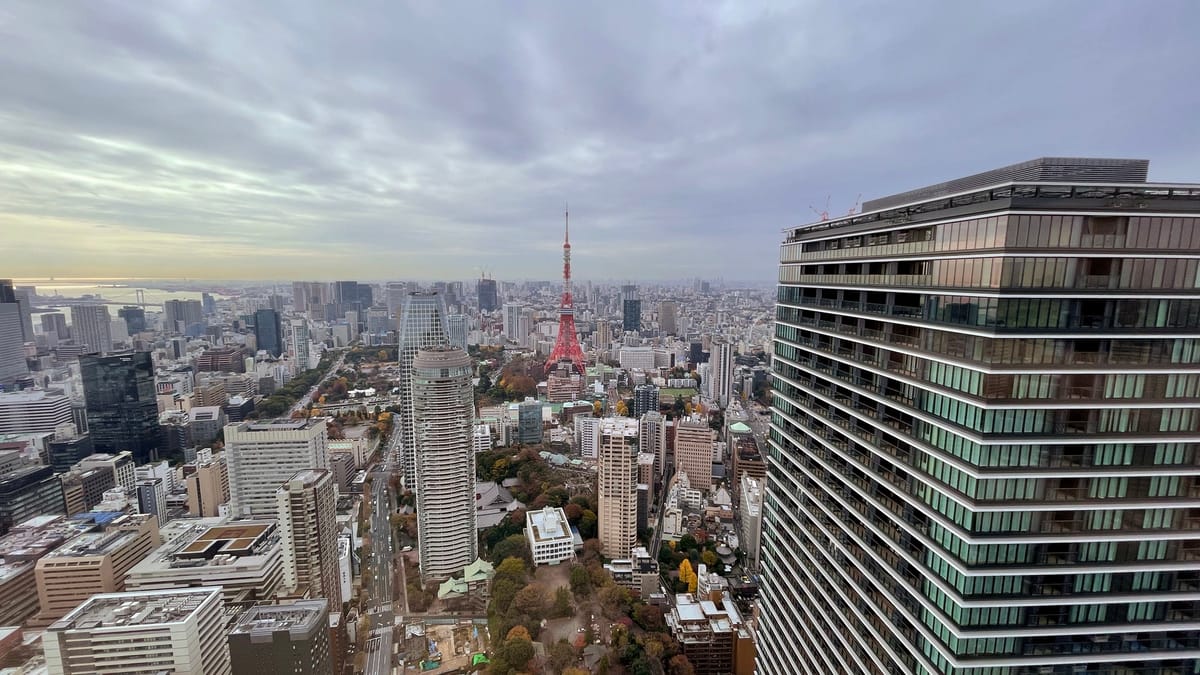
<box><xmin>621</xmin><ymin>285</ymin><xmax>640</xmax><ymax>333</ymax></box>
<box><xmin>118</xmin><ymin>305</ymin><xmax>146</xmax><ymax>333</ymax></box>
<box><xmin>70</xmin><ymin>304</ymin><xmax>112</xmax><ymax>355</ymax></box>
<box><xmin>163</xmin><ymin>299</ymin><xmax>204</xmax><ymax>336</ymax></box>
<box><xmin>411</xmin><ymin>347</ymin><xmax>477</xmax><ymax>582</ymax></box>
<box><xmin>632</xmin><ymin>383</ymin><xmax>659</xmax><ymax>419</ymax></box>
<box><xmin>758</xmin><ymin>158</ymin><xmax>1200</xmax><ymax>674</ymax></box>
<box><xmin>597</xmin><ymin>417</ymin><xmax>639</xmax><ymax>559</ymax></box>
<box><xmin>447</xmin><ymin>313</ymin><xmax>468</xmax><ymax>350</ymax></box>
<box><xmin>673</xmin><ymin>417</ymin><xmax>714</xmax><ymax>492</ymax></box>
<box><xmin>277</xmin><ymin>469</ymin><xmax>340</xmax><ymax>606</ymax></box>
<box><xmin>225</xmin><ymin>418</ymin><xmax>329</xmax><ymax>519</ymax></box>
<box><xmin>658</xmin><ymin>300</ymin><xmax>678</xmax><ymax>335</ymax></box>
<box><xmin>397</xmin><ymin>292</ymin><xmax>449</xmax><ymax>491</ymax></box>
<box><xmin>254</xmin><ymin>308</ymin><xmax>284</xmax><ymax>357</ymax></box>
<box><xmin>80</xmin><ymin>352</ymin><xmax>161</xmax><ymax>463</ymax></box>
<box><xmin>709</xmin><ymin>337</ymin><xmax>734</xmax><ymax>408</ymax></box>
<box><xmin>502</xmin><ymin>302</ymin><xmax>525</xmax><ymax>341</ymax></box>
<box><xmin>477</xmin><ymin>277</ymin><xmax>499</xmax><ymax>312</ymax></box>
<box><xmin>289</xmin><ymin>318</ymin><xmax>317</xmax><ymax>370</ymax></box>
<box><xmin>0</xmin><ymin>305</ymin><xmax>27</xmax><ymax>387</ymax></box>
<box><xmin>40</xmin><ymin>312</ymin><xmax>68</xmax><ymax>340</ymax></box>
<box><xmin>638</xmin><ymin>411</ymin><xmax>668</xmax><ymax>481</ymax></box>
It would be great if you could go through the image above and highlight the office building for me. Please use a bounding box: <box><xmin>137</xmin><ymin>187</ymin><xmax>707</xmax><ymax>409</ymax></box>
<box><xmin>118</xmin><ymin>305</ymin><xmax>146</xmax><ymax>333</ymax></box>
<box><xmin>525</xmin><ymin>506</ymin><xmax>575</xmax><ymax>566</ymax></box>
<box><xmin>759</xmin><ymin>158</ymin><xmax>1200</xmax><ymax>674</ymax></box>
<box><xmin>40</xmin><ymin>312</ymin><xmax>68</xmax><ymax>340</ymax></box>
<box><xmin>71</xmin><ymin>304</ymin><xmax>113</xmax><ymax>354</ymax></box>
<box><xmin>277</xmin><ymin>469</ymin><xmax>340</xmax><ymax>606</ymax></box>
<box><xmin>674</xmin><ymin>417</ymin><xmax>715</xmax><ymax>492</ymax></box>
<box><xmin>447</xmin><ymin>313</ymin><xmax>468</xmax><ymax>350</ymax></box>
<box><xmin>0</xmin><ymin>465</ymin><xmax>65</xmax><ymax>535</ymax></box>
<box><xmin>47</xmin><ymin>427</ymin><xmax>94</xmax><ymax>473</ymax></box>
<box><xmin>621</xmin><ymin>285</ymin><xmax>641</xmax><ymax>333</ymax></box>
<box><xmin>43</xmin><ymin>587</ymin><xmax>231</xmax><ymax>675</ymax></box>
<box><xmin>709</xmin><ymin>337</ymin><xmax>734</xmax><ymax>408</ymax></box>
<box><xmin>0</xmin><ymin>284</ymin><xmax>28</xmax><ymax>386</ymax></box>
<box><xmin>289</xmin><ymin>318</ymin><xmax>318</xmax><ymax>370</ymax></box>
<box><xmin>35</xmin><ymin>513</ymin><xmax>160</xmax><ymax>621</ymax></box>
<box><xmin>184</xmin><ymin>449</ymin><xmax>230</xmax><ymax>517</ymax></box>
<box><xmin>0</xmin><ymin>389</ymin><xmax>72</xmax><ymax>435</ymax></box>
<box><xmin>163</xmin><ymin>298</ymin><xmax>204</xmax><ymax>335</ymax></box>
<box><xmin>502</xmin><ymin>302</ymin><xmax>525</xmax><ymax>341</ymax></box>
<box><xmin>597</xmin><ymin>417</ymin><xmax>639</xmax><ymax>559</ymax></box>
<box><xmin>80</xmin><ymin>352</ymin><xmax>161</xmax><ymax>463</ymax></box>
<box><xmin>197</xmin><ymin>346</ymin><xmax>247</xmax><ymax>373</ymax></box>
<box><xmin>60</xmin><ymin>466</ymin><xmax>116</xmax><ymax>515</ymax></box>
<box><xmin>633</xmin><ymin>383</ymin><xmax>660</xmax><ymax>419</ymax></box>
<box><xmin>397</xmin><ymin>292</ymin><xmax>450</xmax><ymax>489</ymax></box>
<box><xmin>411</xmin><ymin>348</ymin><xmax>477</xmax><ymax>582</ymax></box>
<box><xmin>659</xmin><ymin>300</ymin><xmax>679</xmax><ymax>335</ymax></box>
<box><xmin>517</xmin><ymin>397</ymin><xmax>543</xmax><ymax>444</ymax></box>
<box><xmin>254</xmin><ymin>308</ymin><xmax>284</xmax><ymax>357</ymax></box>
<box><xmin>136</xmin><ymin>477</ymin><xmax>166</xmax><ymax>523</ymax></box>
<box><xmin>594</xmin><ymin>320</ymin><xmax>612</xmax><ymax>351</ymax></box>
<box><xmin>78</xmin><ymin>451</ymin><xmax>136</xmax><ymax>492</ymax></box>
<box><xmin>225</xmin><ymin>418</ymin><xmax>329</xmax><ymax>518</ymax></box>
<box><xmin>127</xmin><ymin>518</ymin><xmax>284</xmax><ymax>605</ymax></box>
<box><xmin>738</xmin><ymin>475</ymin><xmax>763</xmax><ymax>572</ymax></box>
<box><xmin>477</xmin><ymin>277</ymin><xmax>500</xmax><ymax>312</ymax></box>
<box><xmin>228</xmin><ymin>600</ymin><xmax>332</xmax><ymax>675</ymax></box>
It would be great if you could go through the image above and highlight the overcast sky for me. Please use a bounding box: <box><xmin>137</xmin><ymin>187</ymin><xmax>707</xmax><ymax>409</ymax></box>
<box><xmin>1</xmin><ymin>2</ymin><xmax>1197</xmax><ymax>282</ymax></box>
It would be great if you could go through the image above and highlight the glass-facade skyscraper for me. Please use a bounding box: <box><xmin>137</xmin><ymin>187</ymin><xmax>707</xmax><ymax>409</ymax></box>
<box><xmin>254</xmin><ymin>308</ymin><xmax>284</xmax><ymax>357</ymax></box>
<box><xmin>80</xmin><ymin>351</ymin><xmax>161</xmax><ymax>464</ymax></box>
<box><xmin>758</xmin><ymin>158</ymin><xmax>1200</xmax><ymax>674</ymax></box>
<box><xmin>397</xmin><ymin>292</ymin><xmax>449</xmax><ymax>492</ymax></box>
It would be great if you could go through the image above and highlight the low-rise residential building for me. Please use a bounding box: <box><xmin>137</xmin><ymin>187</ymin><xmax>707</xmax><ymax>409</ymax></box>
<box><xmin>604</xmin><ymin>545</ymin><xmax>660</xmax><ymax>599</ymax></box>
<box><xmin>43</xmin><ymin>587</ymin><xmax>231</xmax><ymax>675</ymax></box>
<box><xmin>525</xmin><ymin>506</ymin><xmax>574</xmax><ymax>566</ymax></box>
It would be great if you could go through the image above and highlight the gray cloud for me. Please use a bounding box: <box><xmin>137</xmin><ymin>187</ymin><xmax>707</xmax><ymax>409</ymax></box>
<box><xmin>0</xmin><ymin>0</ymin><xmax>1197</xmax><ymax>281</ymax></box>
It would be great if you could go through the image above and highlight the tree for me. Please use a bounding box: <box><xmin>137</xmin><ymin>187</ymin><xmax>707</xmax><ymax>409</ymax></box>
<box><xmin>598</xmin><ymin>584</ymin><xmax>632</xmax><ymax>620</ymax></box>
<box><xmin>578</xmin><ymin>510</ymin><xmax>598</xmax><ymax>539</ymax></box>
<box><xmin>564</xmin><ymin>502</ymin><xmax>584</xmax><ymax>523</ymax></box>
<box><xmin>633</xmin><ymin>604</ymin><xmax>666</xmax><ymax>632</ymax></box>
<box><xmin>592</xmin><ymin>400</ymin><xmax>603</xmax><ymax>416</ymax></box>
<box><xmin>505</xmin><ymin>625</ymin><xmax>532</xmax><ymax>642</ymax></box>
<box><xmin>552</xmin><ymin>586</ymin><xmax>573</xmax><ymax>617</ymax></box>
<box><xmin>678</xmin><ymin>559</ymin><xmax>696</xmax><ymax>594</ymax></box>
<box><xmin>701</xmin><ymin>550</ymin><xmax>718</xmax><ymax>568</ymax></box>
<box><xmin>668</xmin><ymin>654</ymin><xmax>696</xmax><ymax>675</ymax></box>
<box><xmin>491</xmin><ymin>534</ymin><xmax>533</xmax><ymax>568</ymax></box>
<box><xmin>569</xmin><ymin>564</ymin><xmax>591</xmax><ymax>598</ymax></box>
<box><xmin>512</xmin><ymin>584</ymin><xmax>546</xmax><ymax>620</ymax></box>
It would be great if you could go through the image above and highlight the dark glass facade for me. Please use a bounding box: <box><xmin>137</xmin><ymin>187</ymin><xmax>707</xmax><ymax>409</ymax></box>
<box><xmin>254</xmin><ymin>308</ymin><xmax>284</xmax><ymax>357</ymax></box>
<box><xmin>80</xmin><ymin>352</ymin><xmax>161</xmax><ymax>464</ymax></box>
<box><xmin>757</xmin><ymin>162</ymin><xmax>1200</xmax><ymax>675</ymax></box>
<box><xmin>623</xmin><ymin>298</ymin><xmax>642</xmax><ymax>332</ymax></box>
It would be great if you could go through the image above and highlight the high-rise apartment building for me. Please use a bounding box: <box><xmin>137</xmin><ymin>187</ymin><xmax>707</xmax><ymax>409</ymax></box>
<box><xmin>289</xmin><ymin>318</ymin><xmax>317</xmax><ymax>370</ymax></box>
<box><xmin>639</xmin><ymin>411</ymin><xmax>668</xmax><ymax>480</ymax></box>
<box><xmin>411</xmin><ymin>348</ymin><xmax>477</xmax><ymax>582</ymax></box>
<box><xmin>633</xmin><ymin>383</ymin><xmax>660</xmax><ymax>419</ymax></box>
<box><xmin>709</xmin><ymin>337</ymin><xmax>734</xmax><ymax>408</ymax></box>
<box><xmin>228</xmin><ymin>600</ymin><xmax>332</xmax><ymax>675</ymax></box>
<box><xmin>477</xmin><ymin>277</ymin><xmax>500</xmax><ymax>312</ymax></box>
<box><xmin>673</xmin><ymin>417</ymin><xmax>715</xmax><ymax>492</ymax></box>
<box><xmin>40</xmin><ymin>312</ymin><xmax>68</xmax><ymax>340</ymax></box>
<box><xmin>225</xmin><ymin>419</ymin><xmax>329</xmax><ymax>519</ymax></box>
<box><xmin>254</xmin><ymin>308</ymin><xmax>284</xmax><ymax>357</ymax></box>
<box><xmin>597</xmin><ymin>417</ymin><xmax>640</xmax><ymax>559</ymax></box>
<box><xmin>397</xmin><ymin>292</ymin><xmax>450</xmax><ymax>490</ymax></box>
<box><xmin>163</xmin><ymin>298</ymin><xmax>204</xmax><ymax>335</ymax></box>
<box><xmin>758</xmin><ymin>158</ymin><xmax>1200</xmax><ymax>674</ymax></box>
<box><xmin>184</xmin><ymin>449</ymin><xmax>230</xmax><ymax>517</ymax></box>
<box><xmin>502</xmin><ymin>302</ymin><xmax>525</xmax><ymax>341</ymax></box>
<box><xmin>277</xmin><ymin>469</ymin><xmax>340</xmax><ymax>606</ymax></box>
<box><xmin>80</xmin><ymin>352</ymin><xmax>161</xmax><ymax>463</ymax></box>
<box><xmin>43</xmin><ymin>587</ymin><xmax>231</xmax><ymax>675</ymax></box>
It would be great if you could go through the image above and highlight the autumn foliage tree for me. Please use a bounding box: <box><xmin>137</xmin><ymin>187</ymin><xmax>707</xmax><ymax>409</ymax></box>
<box><xmin>678</xmin><ymin>559</ymin><xmax>697</xmax><ymax>594</ymax></box>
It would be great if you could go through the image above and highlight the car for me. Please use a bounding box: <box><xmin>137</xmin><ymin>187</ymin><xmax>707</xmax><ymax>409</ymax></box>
<box><xmin>401</xmin><ymin>545</ymin><xmax>413</xmax><ymax>552</ymax></box>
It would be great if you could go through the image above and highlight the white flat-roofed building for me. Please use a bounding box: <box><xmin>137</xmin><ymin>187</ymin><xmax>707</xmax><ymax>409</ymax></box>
<box><xmin>225</xmin><ymin>418</ymin><xmax>329</xmax><ymax>518</ymax></box>
<box><xmin>125</xmin><ymin>518</ymin><xmax>283</xmax><ymax>606</ymax></box>
<box><xmin>524</xmin><ymin>506</ymin><xmax>574</xmax><ymax>566</ymax></box>
<box><xmin>43</xmin><ymin>586</ymin><xmax>231</xmax><ymax>675</ymax></box>
<box><xmin>0</xmin><ymin>389</ymin><xmax>73</xmax><ymax>436</ymax></box>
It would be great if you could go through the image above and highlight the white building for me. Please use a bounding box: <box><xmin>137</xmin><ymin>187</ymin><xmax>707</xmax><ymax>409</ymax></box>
<box><xmin>0</xmin><ymin>389</ymin><xmax>73</xmax><ymax>435</ymax></box>
<box><xmin>289</xmin><ymin>319</ymin><xmax>318</xmax><ymax>370</ymax></box>
<box><xmin>618</xmin><ymin>346</ymin><xmax>655</xmax><ymax>371</ymax></box>
<box><xmin>502</xmin><ymin>302</ymin><xmax>525</xmax><ymax>341</ymax></box>
<box><xmin>70</xmin><ymin>304</ymin><xmax>112</xmax><ymax>355</ymax></box>
<box><xmin>576</xmin><ymin>415</ymin><xmax>601</xmax><ymax>460</ymax></box>
<box><xmin>472</xmin><ymin>423</ymin><xmax>492</xmax><ymax>453</ymax></box>
<box><xmin>639</xmin><ymin>411</ymin><xmax>668</xmax><ymax>479</ymax></box>
<box><xmin>739</xmin><ymin>474</ymin><xmax>763</xmax><ymax>571</ymax></box>
<box><xmin>524</xmin><ymin>506</ymin><xmax>575</xmax><ymax>566</ymax></box>
<box><xmin>225</xmin><ymin>418</ymin><xmax>329</xmax><ymax>518</ymax></box>
<box><xmin>411</xmin><ymin>348</ymin><xmax>477</xmax><ymax>582</ymax></box>
<box><xmin>43</xmin><ymin>587</ymin><xmax>231</xmax><ymax>675</ymax></box>
<box><xmin>597</xmin><ymin>417</ymin><xmax>640</xmax><ymax>559</ymax></box>
<box><xmin>709</xmin><ymin>337</ymin><xmax>734</xmax><ymax>408</ymax></box>
<box><xmin>338</xmin><ymin>534</ymin><xmax>353</xmax><ymax>605</ymax></box>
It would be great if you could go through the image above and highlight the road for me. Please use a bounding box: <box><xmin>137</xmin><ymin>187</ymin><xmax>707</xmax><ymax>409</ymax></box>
<box><xmin>289</xmin><ymin>350</ymin><xmax>347</xmax><ymax>416</ymax></box>
<box><xmin>364</xmin><ymin>431</ymin><xmax>402</xmax><ymax>675</ymax></box>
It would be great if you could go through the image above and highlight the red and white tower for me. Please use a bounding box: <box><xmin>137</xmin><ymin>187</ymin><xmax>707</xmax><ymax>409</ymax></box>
<box><xmin>547</xmin><ymin>208</ymin><xmax>587</xmax><ymax>374</ymax></box>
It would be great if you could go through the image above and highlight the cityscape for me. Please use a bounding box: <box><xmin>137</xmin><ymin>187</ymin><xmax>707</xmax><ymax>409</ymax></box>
<box><xmin>1</xmin><ymin>4</ymin><xmax>1199</xmax><ymax>675</ymax></box>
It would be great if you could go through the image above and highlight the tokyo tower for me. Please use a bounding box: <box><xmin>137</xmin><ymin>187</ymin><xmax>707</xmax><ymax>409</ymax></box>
<box><xmin>547</xmin><ymin>208</ymin><xmax>587</xmax><ymax>374</ymax></box>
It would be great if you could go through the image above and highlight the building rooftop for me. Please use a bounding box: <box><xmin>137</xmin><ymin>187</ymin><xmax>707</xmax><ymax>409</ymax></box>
<box><xmin>44</xmin><ymin>529</ymin><xmax>139</xmax><ymax>560</ymax></box>
<box><xmin>241</xmin><ymin>418</ymin><xmax>316</xmax><ymax>432</ymax></box>
<box><xmin>599</xmin><ymin>417</ymin><xmax>639</xmax><ymax>437</ymax></box>
<box><xmin>282</xmin><ymin>468</ymin><xmax>329</xmax><ymax>489</ymax></box>
<box><xmin>50</xmin><ymin>587</ymin><xmax>220</xmax><ymax>631</ymax></box>
<box><xmin>0</xmin><ymin>389</ymin><xmax>68</xmax><ymax>404</ymax></box>
<box><xmin>135</xmin><ymin>519</ymin><xmax>278</xmax><ymax>571</ymax></box>
<box><xmin>526</xmin><ymin>506</ymin><xmax>571</xmax><ymax>542</ymax></box>
<box><xmin>229</xmin><ymin>600</ymin><xmax>327</xmax><ymax>639</ymax></box>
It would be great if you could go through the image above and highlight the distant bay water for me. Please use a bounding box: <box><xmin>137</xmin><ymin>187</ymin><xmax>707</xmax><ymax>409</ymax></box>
<box><xmin>15</xmin><ymin>278</ymin><xmax>230</xmax><ymax>324</ymax></box>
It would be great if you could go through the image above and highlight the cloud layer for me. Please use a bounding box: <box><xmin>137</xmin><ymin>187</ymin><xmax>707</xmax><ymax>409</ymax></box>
<box><xmin>1</xmin><ymin>1</ymin><xmax>1197</xmax><ymax>281</ymax></box>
